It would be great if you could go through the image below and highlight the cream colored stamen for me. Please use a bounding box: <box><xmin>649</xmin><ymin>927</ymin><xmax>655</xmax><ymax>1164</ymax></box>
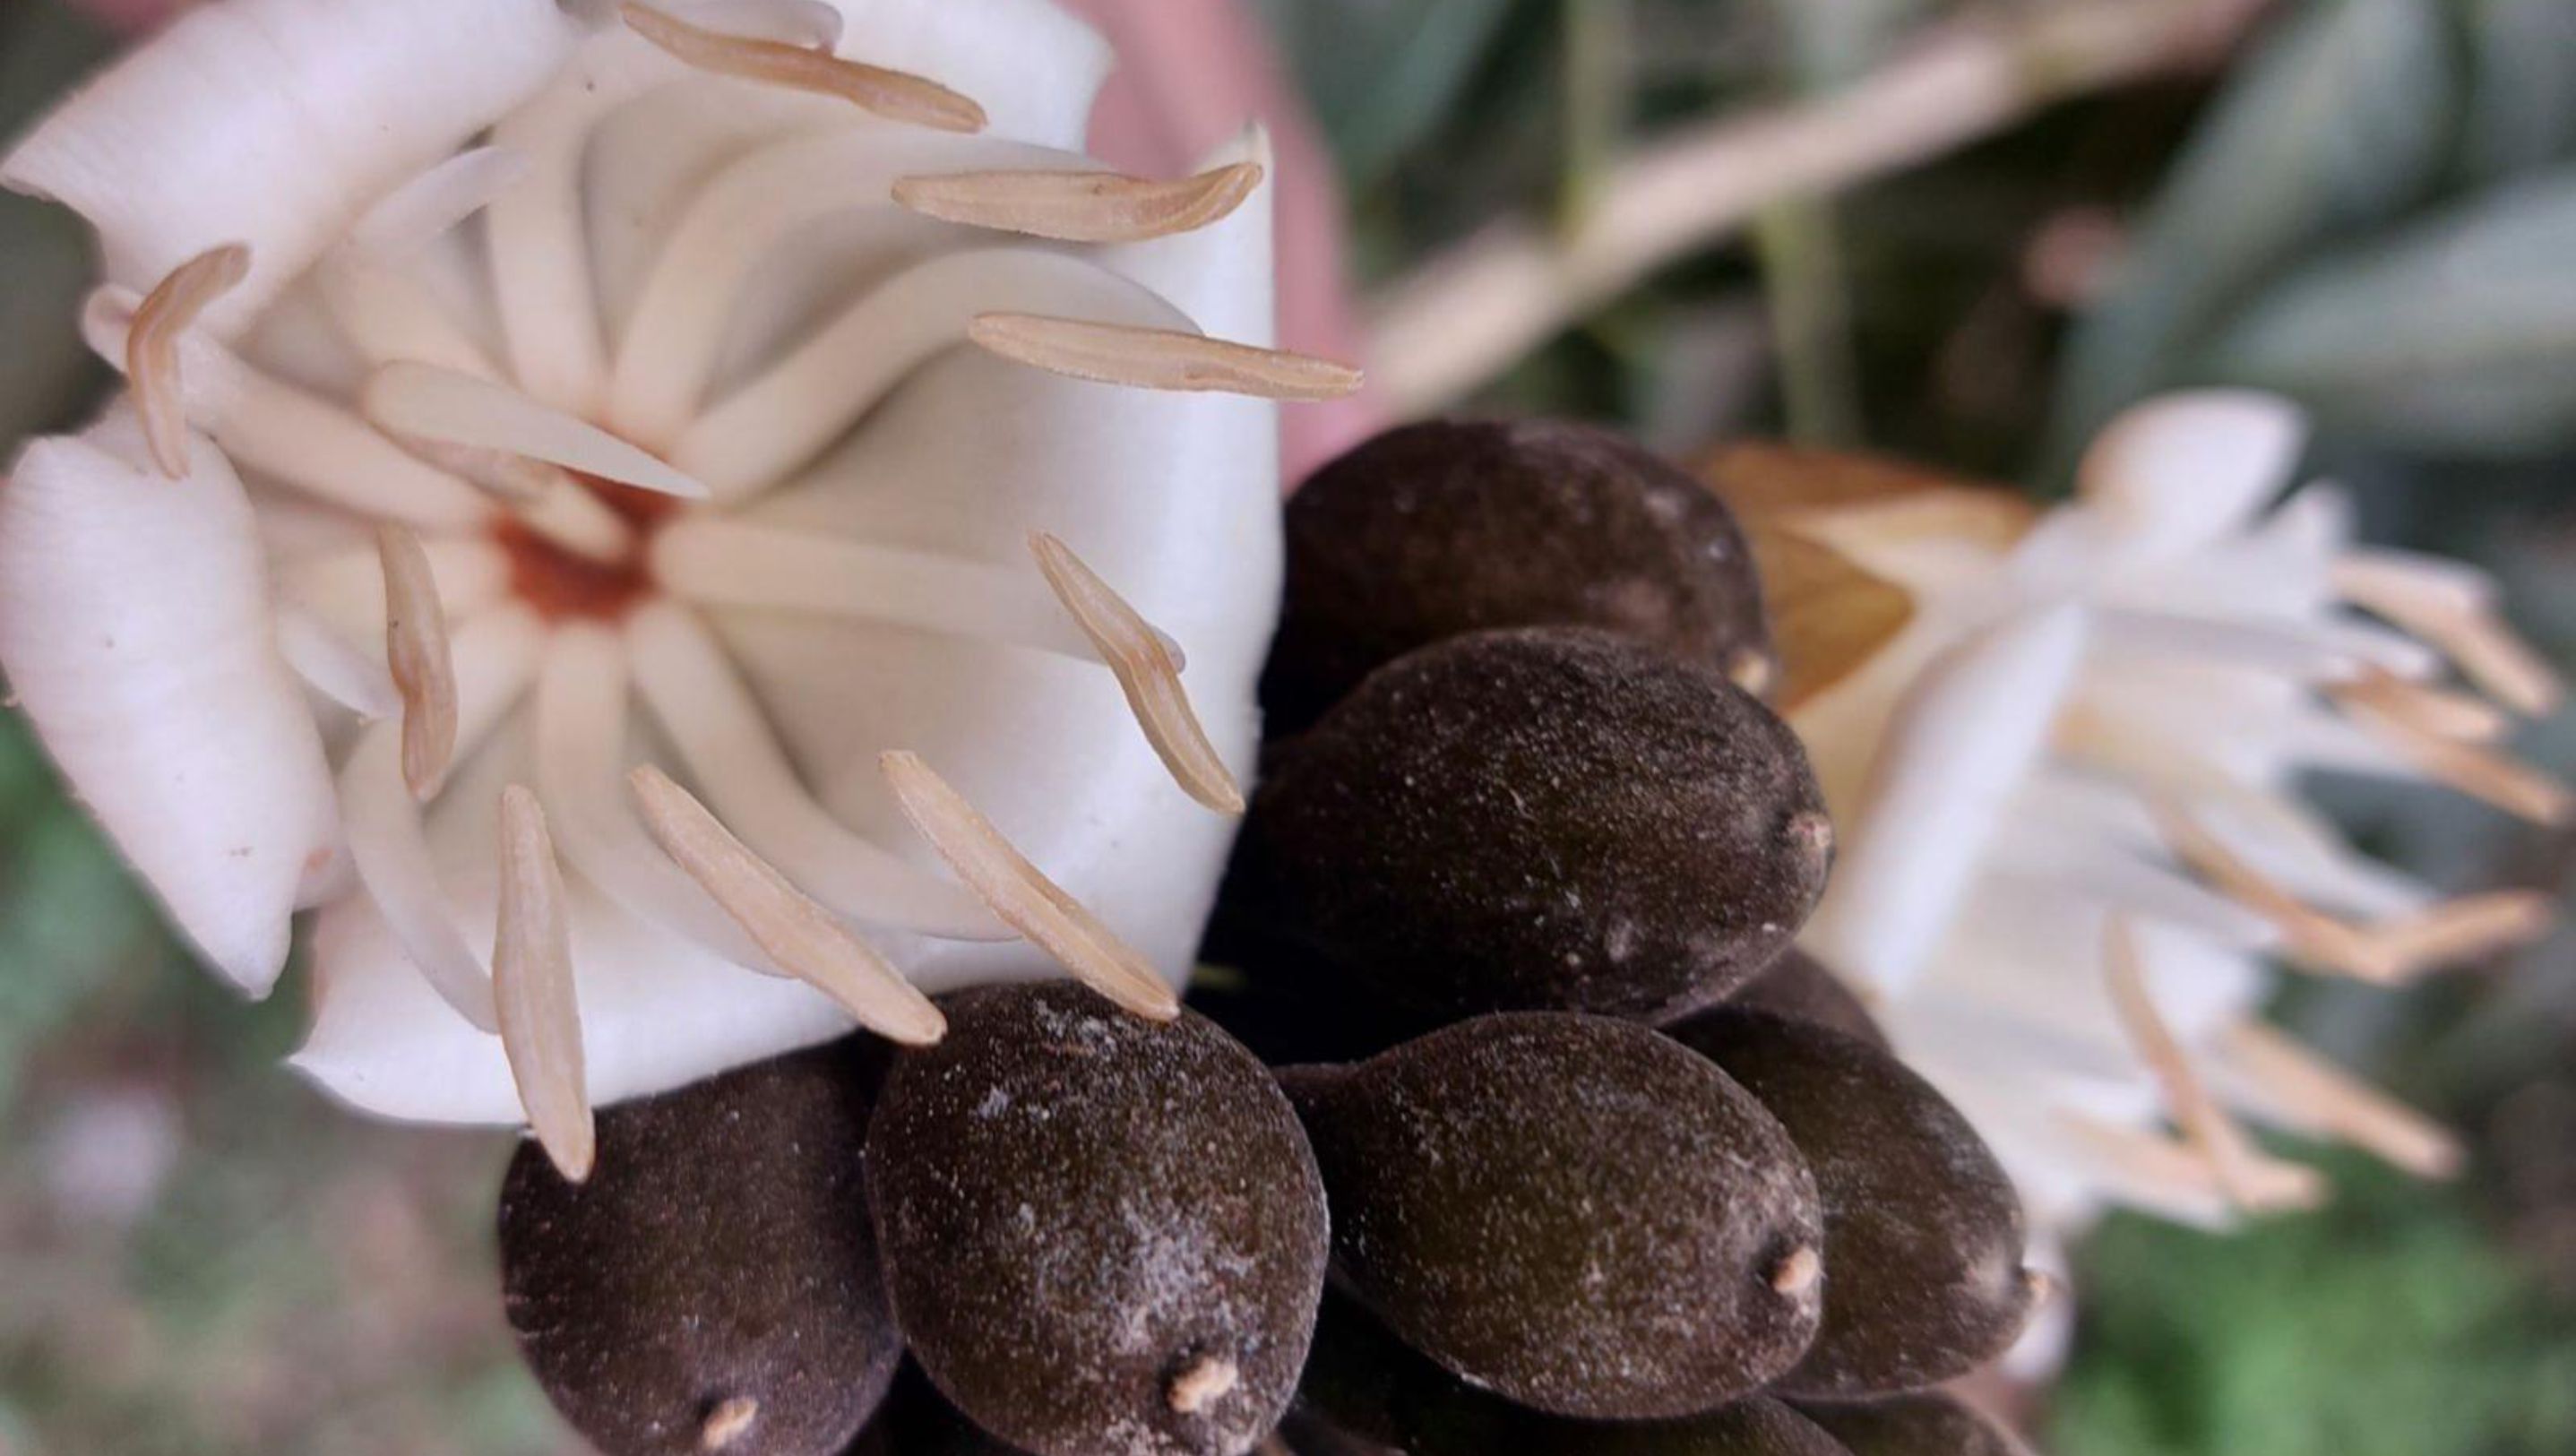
<box><xmin>621</xmin><ymin>3</ymin><xmax>986</xmax><ymax>133</ymax></box>
<box><xmin>2218</xmin><ymin>1021</ymin><xmax>2464</xmax><ymax>1180</ymax></box>
<box><xmin>880</xmin><ymin>751</ymin><xmax>1179</xmax><ymax>1021</ymax></box>
<box><xmin>2330</xmin><ymin>670</ymin><xmax>2510</xmax><ymax>745</ymax></box>
<box><xmin>2158</xmin><ymin>805</ymin><xmax>2554</xmax><ymax>983</ymax></box>
<box><xmin>495</xmin><ymin>785</ymin><xmax>593</xmax><ymax>1183</ymax></box>
<box><xmin>1167</xmin><ymin>1357</ymin><xmax>1239</xmax><ymax>1416</ymax></box>
<box><xmin>969</xmin><ymin>314</ymin><xmax>1365</xmax><ymax>401</ymax></box>
<box><xmin>893</xmin><ymin>162</ymin><xmax>1263</xmax><ymax>243</ymax></box>
<box><xmin>129</xmin><ymin>243</ymin><xmax>250</xmax><ymax>478</ymax></box>
<box><xmin>2333</xmin><ymin>557</ymin><xmax>2564</xmax><ymax>717</ymax></box>
<box><xmin>1769</xmin><ymin>1245</ymin><xmax>1822</xmax><ymax>1297</ymax></box>
<box><xmin>378</xmin><ymin>525</ymin><xmax>460</xmax><ymax>801</ymax></box>
<box><xmin>2336</xmin><ymin>694</ymin><xmax>2572</xmax><ymax>825</ymax></box>
<box><xmin>2105</xmin><ymin>918</ymin><xmax>2322</xmax><ymax>1214</ymax></box>
<box><xmin>1030</xmin><ymin>532</ymin><xmax>1243</xmax><ymax>814</ymax></box>
<box><xmin>700</xmin><ymin>1398</ymin><xmax>760</xmax><ymax>1452</ymax></box>
<box><xmin>629</xmin><ymin>765</ymin><xmax>946</xmax><ymax>1047</ymax></box>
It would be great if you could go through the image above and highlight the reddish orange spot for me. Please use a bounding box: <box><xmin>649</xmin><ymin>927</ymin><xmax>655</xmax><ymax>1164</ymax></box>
<box><xmin>495</xmin><ymin>475</ymin><xmax>685</xmax><ymax>624</ymax></box>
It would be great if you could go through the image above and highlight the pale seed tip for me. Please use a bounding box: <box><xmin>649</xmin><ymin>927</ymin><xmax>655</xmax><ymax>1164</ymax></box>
<box><xmin>1167</xmin><ymin>1356</ymin><xmax>1239</xmax><ymax>1416</ymax></box>
<box><xmin>700</xmin><ymin>1397</ymin><xmax>760</xmax><ymax>1452</ymax></box>
<box><xmin>1769</xmin><ymin>1245</ymin><xmax>1822</xmax><ymax>1297</ymax></box>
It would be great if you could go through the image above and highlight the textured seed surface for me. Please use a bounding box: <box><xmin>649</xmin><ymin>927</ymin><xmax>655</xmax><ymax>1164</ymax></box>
<box><xmin>1296</xmin><ymin>1291</ymin><xmax>1847</xmax><ymax>1455</ymax></box>
<box><xmin>1282</xmin><ymin>1014</ymin><xmax>1824</xmax><ymax>1419</ymax></box>
<box><xmin>1797</xmin><ymin>1391</ymin><xmax>2034</xmax><ymax>1455</ymax></box>
<box><xmin>1715</xmin><ymin>947</ymin><xmax>1888</xmax><ymax>1050</ymax></box>
<box><xmin>1250</xmin><ymin>627</ymin><xmax>1832</xmax><ymax>1021</ymax></box>
<box><xmin>1264</xmin><ymin>418</ymin><xmax>1774</xmax><ymax>733</ymax></box>
<box><xmin>497</xmin><ymin>1042</ymin><xmax>899</xmax><ymax>1456</ymax></box>
<box><xmin>1669</xmin><ymin>1012</ymin><xmax>2035</xmax><ymax>1398</ymax></box>
<box><xmin>866</xmin><ymin>983</ymin><xmax>1328</xmax><ymax>1456</ymax></box>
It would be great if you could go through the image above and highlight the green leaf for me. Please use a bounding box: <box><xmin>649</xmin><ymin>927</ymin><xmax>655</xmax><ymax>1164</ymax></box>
<box><xmin>1256</xmin><ymin>0</ymin><xmax>1522</xmax><ymax>191</ymax></box>
<box><xmin>2457</xmin><ymin>0</ymin><xmax>2576</xmax><ymax>180</ymax></box>
<box><xmin>2049</xmin><ymin>0</ymin><xmax>2458</xmax><ymax>457</ymax></box>
<box><xmin>2207</xmin><ymin>168</ymin><xmax>2576</xmax><ymax>455</ymax></box>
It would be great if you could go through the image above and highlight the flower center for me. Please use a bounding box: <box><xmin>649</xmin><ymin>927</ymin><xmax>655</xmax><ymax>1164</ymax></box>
<box><xmin>495</xmin><ymin>472</ymin><xmax>678</xmax><ymax>623</ymax></box>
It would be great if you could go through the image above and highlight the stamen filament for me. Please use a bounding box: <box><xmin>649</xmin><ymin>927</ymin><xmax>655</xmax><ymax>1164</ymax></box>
<box><xmin>2334</xmin><ymin>556</ymin><xmax>2565</xmax><ymax>717</ymax></box>
<box><xmin>494</xmin><ymin>785</ymin><xmax>594</xmax><ymax>1183</ymax></box>
<box><xmin>969</xmin><ymin>313</ymin><xmax>1365</xmax><ymax>401</ymax></box>
<box><xmin>129</xmin><ymin>243</ymin><xmax>250</xmax><ymax>478</ymax></box>
<box><xmin>879</xmin><ymin>751</ymin><xmax>1178</xmax><ymax>1021</ymax></box>
<box><xmin>630</xmin><ymin>765</ymin><xmax>946</xmax><ymax>1046</ymax></box>
<box><xmin>2218</xmin><ymin>1021</ymin><xmax>2464</xmax><ymax>1179</ymax></box>
<box><xmin>892</xmin><ymin>162</ymin><xmax>1263</xmax><ymax>242</ymax></box>
<box><xmin>2335</xmin><ymin>694</ymin><xmax>2572</xmax><ymax>825</ymax></box>
<box><xmin>2329</xmin><ymin>670</ymin><xmax>2511</xmax><ymax>745</ymax></box>
<box><xmin>1029</xmin><ymin>532</ymin><xmax>1243</xmax><ymax>814</ymax></box>
<box><xmin>621</xmin><ymin>3</ymin><xmax>986</xmax><ymax>132</ymax></box>
<box><xmin>2104</xmin><ymin>918</ymin><xmax>2322</xmax><ymax>1214</ymax></box>
<box><xmin>380</xmin><ymin>526</ymin><xmax>460</xmax><ymax>800</ymax></box>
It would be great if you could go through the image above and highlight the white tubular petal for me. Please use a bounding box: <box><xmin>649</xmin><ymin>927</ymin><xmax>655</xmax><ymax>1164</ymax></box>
<box><xmin>362</xmin><ymin>362</ymin><xmax>710</xmax><ymax>501</ymax></box>
<box><xmin>276</xmin><ymin>606</ymin><xmax>401</xmax><ymax>719</ymax></box>
<box><xmin>1029</xmin><ymin>531</ymin><xmax>1243</xmax><ymax>814</ymax></box>
<box><xmin>2078</xmin><ymin>392</ymin><xmax>2308</xmax><ymax>554</ymax></box>
<box><xmin>338</xmin><ymin>608</ymin><xmax>546</xmax><ymax>1031</ymax></box>
<box><xmin>82</xmin><ymin>290</ymin><xmax>492</xmax><ymax>529</ymax></box>
<box><xmin>0</xmin><ymin>418</ymin><xmax>338</xmax><ymax>995</ymax></box>
<box><xmin>1805</xmin><ymin>605</ymin><xmax>2090</xmax><ymax>994</ymax></box>
<box><xmin>824</xmin><ymin>0</ymin><xmax>1112</xmax><ymax>148</ymax></box>
<box><xmin>494</xmin><ymin>784</ymin><xmax>595</xmax><ymax>1181</ymax></box>
<box><xmin>484</xmin><ymin>39</ymin><xmax>641</xmax><ymax>415</ymax></box>
<box><xmin>629</xmin><ymin>765</ymin><xmax>947</xmax><ymax>1045</ymax></box>
<box><xmin>534</xmin><ymin>626</ymin><xmax>776</xmax><ymax>970</ymax></box>
<box><xmin>676</xmin><ymin>247</ymin><xmax>1200</xmax><ymax>497</ymax></box>
<box><xmin>0</xmin><ymin>0</ymin><xmax>580</xmax><ymax>332</ymax></box>
<box><xmin>880</xmin><ymin>750</ymin><xmax>1177</xmax><ymax>1021</ymax></box>
<box><xmin>295</xmin><ymin>714</ymin><xmax>865</xmax><ymax>1125</ymax></box>
<box><xmin>1096</xmin><ymin>127</ymin><xmax>1280</xmax><ymax>350</ymax></box>
<box><xmin>651</xmin><ymin>516</ymin><xmax>1100</xmax><ymax>660</ymax></box>
<box><xmin>348</xmin><ymin>146</ymin><xmax>530</xmax><ymax>258</ymax></box>
<box><xmin>318</xmin><ymin>261</ymin><xmax>502</xmax><ymax>378</ymax></box>
<box><xmin>606</xmin><ymin>130</ymin><xmax>1072</xmax><ymax>440</ymax></box>
<box><xmin>625</xmin><ymin>602</ymin><xmax>1005</xmax><ymax>940</ymax></box>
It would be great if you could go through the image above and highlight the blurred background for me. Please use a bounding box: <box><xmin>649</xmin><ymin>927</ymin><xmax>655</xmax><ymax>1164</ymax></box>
<box><xmin>4</xmin><ymin>0</ymin><xmax>2575</xmax><ymax>1451</ymax></box>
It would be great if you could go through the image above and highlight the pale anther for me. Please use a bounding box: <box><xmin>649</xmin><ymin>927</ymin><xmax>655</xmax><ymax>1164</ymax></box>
<box><xmin>629</xmin><ymin>766</ymin><xmax>946</xmax><ymax>1046</ymax></box>
<box><xmin>2333</xmin><ymin>558</ymin><xmax>2565</xmax><ymax>717</ymax></box>
<box><xmin>2337</xmin><ymin>694</ymin><xmax>2572</xmax><ymax>825</ymax></box>
<box><xmin>2218</xmin><ymin>1021</ymin><xmax>2463</xmax><ymax>1180</ymax></box>
<box><xmin>2329</xmin><ymin>670</ymin><xmax>2508</xmax><ymax>745</ymax></box>
<box><xmin>969</xmin><ymin>313</ymin><xmax>1365</xmax><ymax>401</ymax></box>
<box><xmin>1030</xmin><ymin>532</ymin><xmax>1243</xmax><ymax>814</ymax></box>
<box><xmin>378</xmin><ymin>525</ymin><xmax>460</xmax><ymax>801</ymax></box>
<box><xmin>621</xmin><ymin>3</ymin><xmax>986</xmax><ymax>133</ymax></box>
<box><xmin>892</xmin><ymin>162</ymin><xmax>1263</xmax><ymax>243</ymax></box>
<box><xmin>879</xmin><ymin>751</ymin><xmax>1179</xmax><ymax>1021</ymax></box>
<box><xmin>495</xmin><ymin>785</ymin><xmax>594</xmax><ymax>1183</ymax></box>
<box><xmin>130</xmin><ymin>243</ymin><xmax>250</xmax><ymax>478</ymax></box>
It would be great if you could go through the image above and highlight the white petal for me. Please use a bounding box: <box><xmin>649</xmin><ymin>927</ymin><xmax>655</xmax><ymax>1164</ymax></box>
<box><xmin>0</xmin><ymin>414</ymin><xmax>337</xmax><ymax>994</ymax></box>
<box><xmin>293</xmin><ymin>713</ymin><xmax>860</xmax><ymax>1124</ymax></box>
<box><xmin>2076</xmin><ymin>392</ymin><xmax>2308</xmax><ymax>554</ymax></box>
<box><xmin>1803</xmin><ymin>604</ymin><xmax>2090</xmax><ymax>994</ymax></box>
<box><xmin>2</xmin><ymin>0</ymin><xmax>582</xmax><ymax>333</ymax></box>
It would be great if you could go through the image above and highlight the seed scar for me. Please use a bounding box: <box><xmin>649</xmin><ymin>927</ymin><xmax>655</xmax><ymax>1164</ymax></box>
<box><xmin>879</xmin><ymin>751</ymin><xmax>1179</xmax><ymax>1021</ymax></box>
<box><xmin>629</xmin><ymin>765</ymin><xmax>946</xmax><ymax>1046</ymax></box>
<box><xmin>969</xmin><ymin>313</ymin><xmax>1364</xmax><ymax>401</ymax></box>
<box><xmin>1167</xmin><ymin>1356</ymin><xmax>1239</xmax><ymax>1415</ymax></box>
<box><xmin>129</xmin><ymin>243</ymin><xmax>250</xmax><ymax>478</ymax></box>
<box><xmin>699</xmin><ymin>1396</ymin><xmax>760</xmax><ymax>1452</ymax></box>
<box><xmin>495</xmin><ymin>785</ymin><xmax>593</xmax><ymax>1183</ymax></box>
<box><xmin>892</xmin><ymin>162</ymin><xmax>1263</xmax><ymax>242</ymax></box>
<box><xmin>622</xmin><ymin>3</ymin><xmax>985</xmax><ymax>132</ymax></box>
<box><xmin>1030</xmin><ymin>532</ymin><xmax>1243</xmax><ymax>814</ymax></box>
<box><xmin>1768</xmin><ymin>1245</ymin><xmax>1822</xmax><ymax>1297</ymax></box>
<box><xmin>378</xmin><ymin>524</ymin><xmax>460</xmax><ymax>801</ymax></box>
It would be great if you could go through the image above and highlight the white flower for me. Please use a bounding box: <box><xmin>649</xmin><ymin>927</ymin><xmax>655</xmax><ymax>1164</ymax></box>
<box><xmin>1719</xmin><ymin>392</ymin><xmax>2566</xmax><ymax>1235</ymax></box>
<box><xmin>0</xmin><ymin>0</ymin><xmax>1357</xmax><ymax>1176</ymax></box>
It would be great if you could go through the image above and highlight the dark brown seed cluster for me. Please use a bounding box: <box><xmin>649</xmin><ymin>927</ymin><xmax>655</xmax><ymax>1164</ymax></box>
<box><xmin>487</xmin><ymin>417</ymin><xmax>2041</xmax><ymax>1455</ymax></box>
<box><xmin>1246</xmin><ymin>627</ymin><xmax>1832</xmax><ymax>1022</ymax></box>
<box><xmin>1262</xmin><ymin>418</ymin><xmax>1775</xmax><ymax>734</ymax></box>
